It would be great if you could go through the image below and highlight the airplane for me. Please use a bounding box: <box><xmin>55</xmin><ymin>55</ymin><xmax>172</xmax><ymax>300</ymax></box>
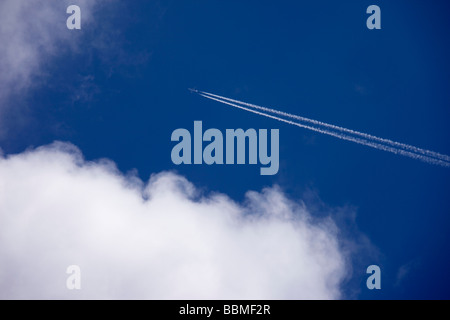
<box><xmin>188</xmin><ymin>88</ymin><xmax>199</xmax><ymax>93</ymax></box>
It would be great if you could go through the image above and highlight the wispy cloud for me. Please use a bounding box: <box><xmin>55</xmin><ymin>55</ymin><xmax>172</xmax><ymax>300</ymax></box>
<box><xmin>0</xmin><ymin>142</ymin><xmax>350</xmax><ymax>299</ymax></box>
<box><xmin>395</xmin><ymin>259</ymin><xmax>421</xmax><ymax>287</ymax></box>
<box><xmin>0</xmin><ymin>0</ymin><xmax>112</xmax><ymax>138</ymax></box>
<box><xmin>0</xmin><ymin>0</ymin><xmax>97</xmax><ymax>97</ymax></box>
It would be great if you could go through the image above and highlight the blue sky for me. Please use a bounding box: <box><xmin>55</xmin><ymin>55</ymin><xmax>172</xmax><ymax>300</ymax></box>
<box><xmin>1</xmin><ymin>0</ymin><xmax>450</xmax><ymax>299</ymax></box>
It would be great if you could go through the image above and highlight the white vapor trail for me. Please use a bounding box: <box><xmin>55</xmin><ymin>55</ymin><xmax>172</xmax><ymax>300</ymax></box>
<box><xmin>194</xmin><ymin>91</ymin><xmax>450</xmax><ymax>168</ymax></box>
<box><xmin>198</xmin><ymin>90</ymin><xmax>450</xmax><ymax>164</ymax></box>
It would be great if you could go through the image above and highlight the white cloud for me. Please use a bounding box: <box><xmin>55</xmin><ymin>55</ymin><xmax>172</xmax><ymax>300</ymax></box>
<box><xmin>0</xmin><ymin>0</ymin><xmax>103</xmax><ymax>137</ymax></box>
<box><xmin>0</xmin><ymin>142</ymin><xmax>349</xmax><ymax>299</ymax></box>
<box><xmin>0</xmin><ymin>0</ymin><xmax>98</xmax><ymax>94</ymax></box>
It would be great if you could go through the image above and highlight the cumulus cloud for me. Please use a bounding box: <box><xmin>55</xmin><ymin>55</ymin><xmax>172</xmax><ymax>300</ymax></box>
<box><xmin>0</xmin><ymin>142</ymin><xmax>349</xmax><ymax>299</ymax></box>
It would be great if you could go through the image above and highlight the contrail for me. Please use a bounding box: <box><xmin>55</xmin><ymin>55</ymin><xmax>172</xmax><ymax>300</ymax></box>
<box><xmin>198</xmin><ymin>90</ymin><xmax>450</xmax><ymax>164</ymax></box>
<box><xmin>193</xmin><ymin>91</ymin><xmax>450</xmax><ymax>167</ymax></box>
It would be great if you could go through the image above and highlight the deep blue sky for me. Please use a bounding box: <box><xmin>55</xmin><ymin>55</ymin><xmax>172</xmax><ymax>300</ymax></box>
<box><xmin>3</xmin><ymin>0</ymin><xmax>450</xmax><ymax>299</ymax></box>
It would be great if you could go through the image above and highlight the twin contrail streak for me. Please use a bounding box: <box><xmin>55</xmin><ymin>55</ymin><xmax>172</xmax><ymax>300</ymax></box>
<box><xmin>199</xmin><ymin>90</ymin><xmax>450</xmax><ymax>163</ymax></box>
<box><xmin>192</xmin><ymin>89</ymin><xmax>450</xmax><ymax>167</ymax></box>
